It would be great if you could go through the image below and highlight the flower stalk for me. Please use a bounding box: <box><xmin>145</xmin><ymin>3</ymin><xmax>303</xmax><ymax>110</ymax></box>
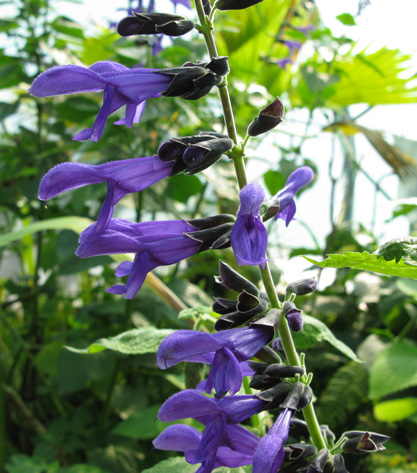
<box><xmin>194</xmin><ymin>0</ymin><xmax>326</xmax><ymax>451</ymax></box>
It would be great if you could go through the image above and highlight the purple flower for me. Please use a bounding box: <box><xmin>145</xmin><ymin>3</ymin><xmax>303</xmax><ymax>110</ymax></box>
<box><xmin>157</xmin><ymin>324</ymin><xmax>275</xmax><ymax>398</ymax></box>
<box><xmin>282</xmin><ymin>40</ymin><xmax>302</xmax><ymax>54</ymax></box>
<box><xmin>252</xmin><ymin>408</ymin><xmax>294</xmax><ymax>473</ymax></box>
<box><xmin>38</xmin><ymin>157</ymin><xmax>174</xmax><ymax>232</ymax></box>
<box><xmin>230</xmin><ymin>183</ymin><xmax>268</xmax><ymax>268</ymax></box>
<box><xmin>29</xmin><ymin>61</ymin><xmax>172</xmax><ymax>142</ymax></box>
<box><xmin>153</xmin><ymin>423</ymin><xmax>259</xmax><ymax>472</ymax></box>
<box><xmin>274</xmin><ymin>57</ymin><xmax>293</xmax><ymax>69</ymax></box>
<box><xmin>274</xmin><ymin>166</ymin><xmax>314</xmax><ymax>226</ymax></box>
<box><xmin>75</xmin><ymin>218</ymin><xmax>201</xmax><ymax>299</ymax></box>
<box><xmin>172</xmin><ymin>0</ymin><xmax>191</xmax><ymax>8</ymax></box>
<box><xmin>157</xmin><ymin>390</ymin><xmax>265</xmax><ymax>473</ymax></box>
<box><xmin>158</xmin><ymin>389</ymin><xmax>267</xmax><ymax>425</ymax></box>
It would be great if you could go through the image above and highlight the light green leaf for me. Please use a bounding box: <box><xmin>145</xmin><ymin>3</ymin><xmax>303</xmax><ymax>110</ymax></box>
<box><xmin>336</xmin><ymin>13</ymin><xmax>356</xmax><ymax>26</ymax></box>
<box><xmin>215</xmin><ymin>467</ymin><xmax>252</xmax><ymax>473</ymax></box>
<box><xmin>304</xmin><ymin>251</ymin><xmax>417</xmax><ymax>279</ymax></box>
<box><xmin>0</xmin><ymin>216</ymin><xmax>92</xmax><ymax>247</ymax></box>
<box><xmin>374</xmin><ymin>397</ymin><xmax>417</xmax><ymax>422</ymax></box>
<box><xmin>328</xmin><ymin>47</ymin><xmax>417</xmax><ymax>106</ymax></box>
<box><xmin>293</xmin><ymin>315</ymin><xmax>359</xmax><ymax>361</ymax></box>
<box><xmin>66</xmin><ymin>327</ymin><xmax>174</xmax><ymax>355</ymax></box>
<box><xmin>142</xmin><ymin>457</ymin><xmax>196</xmax><ymax>473</ymax></box>
<box><xmin>369</xmin><ymin>340</ymin><xmax>417</xmax><ymax>399</ymax></box>
<box><xmin>178</xmin><ymin>306</ymin><xmax>215</xmax><ymax>321</ymax></box>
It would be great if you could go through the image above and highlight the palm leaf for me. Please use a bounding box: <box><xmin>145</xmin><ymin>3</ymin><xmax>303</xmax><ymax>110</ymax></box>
<box><xmin>325</xmin><ymin>122</ymin><xmax>417</xmax><ymax>179</ymax></box>
<box><xmin>316</xmin><ymin>361</ymin><xmax>369</xmax><ymax>431</ymax></box>
<box><xmin>329</xmin><ymin>47</ymin><xmax>417</xmax><ymax>106</ymax></box>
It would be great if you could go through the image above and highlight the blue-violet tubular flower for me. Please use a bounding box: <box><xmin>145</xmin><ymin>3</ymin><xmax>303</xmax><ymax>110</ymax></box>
<box><xmin>29</xmin><ymin>61</ymin><xmax>172</xmax><ymax>141</ymax></box>
<box><xmin>274</xmin><ymin>166</ymin><xmax>314</xmax><ymax>226</ymax></box>
<box><xmin>230</xmin><ymin>183</ymin><xmax>268</xmax><ymax>268</ymax></box>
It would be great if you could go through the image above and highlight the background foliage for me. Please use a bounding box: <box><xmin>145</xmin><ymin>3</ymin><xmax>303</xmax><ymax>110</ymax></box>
<box><xmin>1</xmin><ymin>0</ymin><xmax>417</xmax><ymax>472</ymax></box>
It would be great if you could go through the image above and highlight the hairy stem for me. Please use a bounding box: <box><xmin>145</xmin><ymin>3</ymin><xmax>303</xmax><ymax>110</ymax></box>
<box><xmin>195</xmin><ymin>0</ymin><xmax>326</xmax><ymax>450</ymax></box>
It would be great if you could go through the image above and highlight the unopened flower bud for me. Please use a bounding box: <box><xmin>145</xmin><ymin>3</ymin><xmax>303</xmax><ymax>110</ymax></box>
<box><xmin>264</xmin><ymin>363</ymin><xmax>305</xmax><ymax>378</ymax></box>
<box><xmin>342</xmin><ymin>431</ymin><xmax>389</xmax><ymax>454</ymax></box>
<box><xmin>255</xmin><ymin>381</ymin><xmax>292</xmax><ymax>409</ymax></box>
<box><xmin>289</xmin><ymin>418</ymin><xmax>310</xmax><ymax>440</ymax></box>
<box><xmin>281</xmin><ymin>382</ymin><xmax>312</xmax><ymax>410</ymax></box>
<box><xmin>216</xmin><ymin>0</ymin><xmax>264</xmax><ymax>11</ymax></box>
<box><xmin>117</xmin><ymin>12</ymin><xmax>194</xmax><ymax>37</ymax></box>
<box><xmin>286</xmin><ymin>278</ymin><xmax>318</xmax><ymax>296</ymax></box>
<box><xmin>284</xmin><ymin>443</ymin><xmax>317</xmax><ymax>462</ymax></box>
<box><xmin>183</xmin><ymin>137</ymin><xmax>233</xmax><ymax>173</ymax></box>
<box><xmin>262</xmin><ymin>197</ymin><xmax>280</xmax><ymax>222</ymax></box>
<box><xmin>272</xmin><ymin>337</ymin><xmax>286</xmax><ymax>356</ymax></box>
<box><xmin>253</xmin><ymin>345</ymin><xmax>282</xmax><ymax>364</ymax></box>
<box><xmin>247</xmin><ymin>360</ymin><xmax>269</xmax><ymax>374</ymax></box>
<box><xmin>186</xmin><ymin>222</ymin><xmax>234</xmax><ymax>252</ymax></box>
<box><xmin>157</xmin><ymin>140</ymin><xmax>187</xmax><ymax>162</ymax></box>
<box><xmin>251</xmin><ymin>308</ymin><xmax>281</xmax><ymax>334</ymax></box>
<box><xmin>283</xmin><ymin>301</ymin><xmax>303</xmax><ymax>332</ymax></box>
<box><xmin>205</xmin><ymin>56</ymin><xmax>230</xmax><ymax>76</ymax></box>
<box><xmin>187</xmin><ymin>214</ymin><xmax>235</xmax><ymax>229</ymax></box>
<box><xmin>250</xmin><ymin>374</ymin><xmax>278</xmax><ymax>390</ymax></box>
<box><xmin>320</xmin><ymin>425</ymin><xmax>336</xmax><ymax>444</ymax></box>
<box><xmin>333</xmin><ymin>454</ymin><xmax>349</xmax><ymax>473</ymax></box>
<box><xmin>307</xmin><ymin>448</ymin><xmax>330</xmax><ymax>473</ymax></box>
<box><xmin>158</xmin><ymin>66</ymin><xmax>221</xmax><ymax>100</ymax></box>
<box><xmin>237</xmin><ymin>290</ymin><xmax>261</xmax><ymax>312</ymax></box>
<box><xmin>323</xmin><ymin>460</ymin><xmax>335</xmax><ymax>473</ymax></box>
<box><xmin>247</xmin><ymin>97</ymin><xmax>284</xmax><ymax>137</ymax></box>
<box><xmin>202</xmin><ymin>0</ymin><xmax>211</xmax><ymax>14</ymax></box>
<box><xmin>216</xmin><ymin>260</ymin><xmax>259</xmax><ymax>295</ymax></box>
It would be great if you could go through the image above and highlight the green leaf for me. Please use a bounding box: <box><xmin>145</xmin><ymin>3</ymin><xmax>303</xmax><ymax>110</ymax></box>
<box><xmin>336</xmin><ymin>13</ymin><xmax>356</xmax><ymax>26</ymax></box>
<box><xmin>60</xmin><ymin>466</ymin><xmax>110</xmax><ymax>473</ymax></box>
<box><xmin>263</xmin><ymin>170</ymin><xmax>285</xmax><ymax>195</ymax></box>
<box><xmin>377</xmin><ymin>237</ymin><xmax>417</xmax><ymax>265</ymax></box>
<box><xmin>327</xmin><ymin>47</ymin><xmax>417</xmax><ymax>106</ymax></box>
<box><xmin>142</xmin><ymin>457</ymin><xmax>196</xmax><ymax>473</ymax></box>
<box><xmin>316</xmin><ymin>361</ymin><xmax>368</xmax><ymax>431</ymax></box>
<box><xmin>66</xmin><ymin>327</ymin><xmax>174</xmax><ymax>355</ymax></box>
<box><xmin>304</xmin><ymin>251</ymin><xmax>417</xmax><ymax>279</ymax></box>
<box><xmin>292</xmin><ymin>315</ymin><xmax>359</xmax><ymax>361</ymax></box>
<box><xmin>5</xmin><ymin>454</ymin><xmax>48</xmax><ymax>473</ymax></box>
<box><xmin>0</xmin><ymin>216</ymin><xmax>92</xmax><ymax>248</ymax></box>
<box><xmin>0</xmin><ymin>101</ymin><xmax>19</xmax><ymax>121</ymax></box>
<box><xmin>168</xmin><ymin>173</ymin><xmax>204</xmax><ymax>204</ymax></box>
<box><xmin>369</xmin><ymin>340</ymin><xmax>417</xmax><ymax>399</ymax></box>
<box><xmin>374</xmin><ymin>397</ymin><xmax>417</xmax><ymax>422</ymax></box>
<box><xmin>111</xmin><ymin>405</ymin><xmax>164</xmax><ymax>440</ymax></box>
<box><xmin>87</xmin><ymin>446</ymin><xmax>142</xmax><ymax>473</ymax></box>
<box><xmin>57</xmin><ymin>349</ymin><xmax>116</xmax><ymax>395</ymax></box>
<box><xmin>178</xmin><ymin>306</ymin><xmax>214</xmax><ymax>321</ymax></box>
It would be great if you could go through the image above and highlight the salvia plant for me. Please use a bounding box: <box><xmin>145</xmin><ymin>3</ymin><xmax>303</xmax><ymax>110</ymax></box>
<box><xmin>22</xmin><ymin>0</ymin><xmax>412</xmax><ymax>471</ymax></box>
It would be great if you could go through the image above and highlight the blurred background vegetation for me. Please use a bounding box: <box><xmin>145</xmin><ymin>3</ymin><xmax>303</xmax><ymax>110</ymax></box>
<box><xmin>1</xmin><ymin>0</ymin><xmax>417</xmax><ymax>472</ymax></box>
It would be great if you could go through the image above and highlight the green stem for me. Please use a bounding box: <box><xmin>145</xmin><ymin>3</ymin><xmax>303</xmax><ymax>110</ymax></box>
<box><xmin>194</xmin><ymin>0</ymin><xmax>326</xmax><ymax>451</ymax></box>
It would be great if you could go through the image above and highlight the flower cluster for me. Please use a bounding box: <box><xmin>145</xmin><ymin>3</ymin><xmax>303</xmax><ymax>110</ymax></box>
<box><xmin>30</xmin><ymin>1</ymin><xmax>389</xmax><ymax>472</ymax></box>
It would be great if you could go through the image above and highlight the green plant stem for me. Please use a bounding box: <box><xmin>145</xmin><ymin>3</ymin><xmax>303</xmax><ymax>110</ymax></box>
<box><xmin>195</xmin><ymin>0</ymin><xmax>326</xmax><ymax>451</ymax></box>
